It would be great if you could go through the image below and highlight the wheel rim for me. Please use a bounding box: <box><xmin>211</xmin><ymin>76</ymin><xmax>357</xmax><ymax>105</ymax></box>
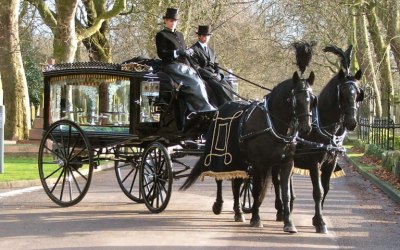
<box><xmin>115</xmin><ymin>146</ymin><xmax>144</xmax><ymax>203</ymax></box>
<box><xmin>38</xmin><ymin>120</ymin><xmax>93</xmax><ymax>207</ymax></box>
<box><xmin>140</xmin><ymin>142</ymin><xmax>173</xmax><ymax>213</ymax></box>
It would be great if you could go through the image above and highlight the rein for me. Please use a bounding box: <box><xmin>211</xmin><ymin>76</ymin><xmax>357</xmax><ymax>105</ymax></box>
<box><xmin>215</xmin><ymin>64</ymin><xmax>273</xmax><ymax>92</ymax></box>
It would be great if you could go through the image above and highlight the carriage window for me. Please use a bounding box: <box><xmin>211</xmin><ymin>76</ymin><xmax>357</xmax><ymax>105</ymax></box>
<box><xmin>140</xmin><ymin>77</ymin><xmax>160</xmax><ymax>123</ymax></box>
<box><xmin>49</xmin><ymin>75</ymin><xmax>130</xmax><ymax>130</ymax></box>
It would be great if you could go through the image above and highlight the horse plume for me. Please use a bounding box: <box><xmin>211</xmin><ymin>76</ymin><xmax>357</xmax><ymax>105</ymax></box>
<box><xmin>323</xmin><ymin>45</ymin><xmax>353</xmax><ymax>74</ymax></box>
<box><xmin>293</xmin><ymin>41</ymin><xmax>316</xmax><ymax>76</ymax></box>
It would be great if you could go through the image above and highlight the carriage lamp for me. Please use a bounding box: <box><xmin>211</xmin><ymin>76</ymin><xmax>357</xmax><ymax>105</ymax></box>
<box><xmin>140</xmin><ymin>76</ymin><xmax>160</xmax><ymax>123</ymax></box>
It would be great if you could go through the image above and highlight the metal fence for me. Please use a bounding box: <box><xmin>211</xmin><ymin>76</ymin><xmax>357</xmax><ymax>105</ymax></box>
<box><xmin>357</xmin><ymin>117</ymin><xmax>400</xmax><ymax>150</ymax></box>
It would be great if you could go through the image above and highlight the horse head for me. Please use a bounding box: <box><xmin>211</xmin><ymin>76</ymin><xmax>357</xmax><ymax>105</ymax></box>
<box><xmin>291</xmin><ymin>70</ymin><xmax>316</xmax><ymax>136</ymax></box>
<box><xmin>336</xmin><ymin>68</ymin><xmax>364</xmax><ymax>131</ymax></box>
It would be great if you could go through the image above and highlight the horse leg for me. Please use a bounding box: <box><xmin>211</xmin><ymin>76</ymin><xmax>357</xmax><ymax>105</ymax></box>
<box><xmin>272</xmin><ymin>166</ymin><xmax>284</xmax><ymax>221</ymax></box>
<box><xmin>289</xmin><ymin>173</ymin><xmax>295</xmax><ymax>213</ymax></box>
<box><xmin>212</xmin><ymin>179</ymin><xmax>224</xmax><ymax>215</ymax></box>
<box><xmin>321</xmin><ymin>160</ymin><xmax>336</xmax><ymax>210</ymax></box>
<box><xmin>250</xmin><ymin>173</ymin><xmax>264</xmax><ymax>228</ymax></box>
<box><xmin>232</xmin><ymin>178</ymin><xmax>246</xmax><ymax>222</ymax></box>
<box><xmin>309</xmin><ymin>163</ymin><xmax>327</xmax><ymax>234</ymax></box>
<box><xmin>280</xmin><ymin>161</ymin><xmax>297</xmax><ymax>233</ymax></box>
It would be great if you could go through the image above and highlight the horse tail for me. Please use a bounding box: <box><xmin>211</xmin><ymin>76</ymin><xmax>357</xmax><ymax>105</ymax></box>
<box><xmin>179</xmin><ymin>155</ymin><xmax>205</xmax><ymax>190</ymax></box>
<box><xmin>258</xmin><ymin>167</ymin><xmax>272</xmax><ymax>204</ymax></box>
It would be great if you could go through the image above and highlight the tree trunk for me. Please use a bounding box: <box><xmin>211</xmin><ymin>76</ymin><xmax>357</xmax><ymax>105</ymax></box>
<box><xmin>356</xmin><ymin>1</ymin><xmax>382</xmax><ymax>117</ymax></box>
<box><xmin>0</xmin><ymin>0</ymin><xmax>31</xmax><ymax>140</ymax></box>
<box><xmin>53</xmin><ymin>0</ymin><xmax>79</xmax><ymax>63</ymax></box>
<box><xmin>387</xmin><ymin>0</ymin><xmax>400</xmax><ymax>71</ymax></box>
<box><xmin>365</xmin><ymin>0</ymin><xmax>394</xmax><ymax>117</ymax></box>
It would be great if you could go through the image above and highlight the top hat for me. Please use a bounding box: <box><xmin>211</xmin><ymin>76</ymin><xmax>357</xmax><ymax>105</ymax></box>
<box><xmin>196</xmin><ymin>25</ymin><xmax>212</xmax><ymax>35</ymax></box>
<box><xmin>163</xmin><ymin>8</ymin><xmax>179</xmax><ymax>20</ymax></box>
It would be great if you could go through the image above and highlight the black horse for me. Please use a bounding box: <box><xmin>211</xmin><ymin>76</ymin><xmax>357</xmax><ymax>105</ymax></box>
<box><xmin>272</xmin><ymin>45</ymin><xmax>364</xmax><ymax>234</ymax></box>
<box><xmin>180</xmin><ymin>42</ymin><xmax>316</xmax><ymax>233</ymax></box>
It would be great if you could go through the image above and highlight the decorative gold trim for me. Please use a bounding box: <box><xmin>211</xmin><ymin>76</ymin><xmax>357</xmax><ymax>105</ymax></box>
<box><xmin>293</xmin><ymin>167</ymin><xmax>346</xmax><ymax>178</ymax></box>
<box><xmin>121</xmin><ymin>62</ymin><xmax>151</xmax><ymax>72</ymax></box>
<box><xmin>49</xmin><ymin>74</ymin><xmax>129</xmax><ymax>86</ymax></box>
<box><xmin>200</xmin><ymin>170</ymin><xmax>249</xmax><ymax>181</ymax></box>
<box><xmin>331</xmin><ymin>170</ymin><xmax>346</xmax><ymax>178</ymax></box>
<box><xmin>204</xmin><ymin>110</ymin><xmax>244</xmax><ymax>166</ymax></box>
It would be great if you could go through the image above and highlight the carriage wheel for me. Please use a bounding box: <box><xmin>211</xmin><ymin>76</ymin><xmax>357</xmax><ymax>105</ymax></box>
<box><xmin>240</xmin><ymin>176</ymin><xmax>253</xmax><ymax>213</ymax></box>
<box><xmin>38</xmin><ymin>120</ymin><xmax>93</xmax><ymax>207</ymax></box>
<box><xmin>139</xmin><ymin>142</ymin><xmax>173</xmax><ymax>213</ymax></box>
<box><xmin>115</xmin><ymin>146</ymin><xmax>144</xmax><ymax>203</ymax></box>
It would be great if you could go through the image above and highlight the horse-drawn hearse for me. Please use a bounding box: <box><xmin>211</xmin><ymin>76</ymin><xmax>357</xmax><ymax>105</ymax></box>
<box><xmin>39</xmin><ymin>60</ymin><xmax>222</xmax><ymax>213</ymax></box>
<box><xmin>38</xmin><ymin>43</ymin><xmax>364</xmax><ymax>234</ymax></box>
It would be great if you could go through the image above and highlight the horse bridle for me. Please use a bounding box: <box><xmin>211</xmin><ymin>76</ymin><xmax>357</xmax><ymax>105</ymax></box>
<box><xmin>291</xmin><ymin>83</ymin><xmax>315</xmax><ymax>120</ymax></box>
<box><xmin>305</xmin><ymin>79</ymin><xmax>360</xmax><ymax>148</ymax></box>
<box><xmin>337</xmin><ymin>79</ymin><xmax>360</xmax><ymax>117</ymax></box>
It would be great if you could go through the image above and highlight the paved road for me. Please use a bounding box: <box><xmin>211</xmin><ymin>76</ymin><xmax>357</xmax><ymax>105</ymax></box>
<box><xmin>0</xmin><ymin>156</ymin><xmax>399</xmax><ymax>249</ymax></box>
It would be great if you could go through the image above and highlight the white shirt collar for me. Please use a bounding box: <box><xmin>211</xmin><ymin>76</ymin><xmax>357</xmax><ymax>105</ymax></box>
<box><xmin>199</xmin><ymin>41</ymin><xmax>208</xmax><ymax>50</ymax></box>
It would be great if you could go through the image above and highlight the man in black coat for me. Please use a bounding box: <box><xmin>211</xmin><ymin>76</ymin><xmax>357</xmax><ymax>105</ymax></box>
<box><xmin>155</xmin><ymin>8</ymin><xmax>216</xmax><ymax>113</ymax></box>
<box><xmin>190</xmin><ymin>25</ymin><xmax>234</xmax><ymax>106</ymax></box>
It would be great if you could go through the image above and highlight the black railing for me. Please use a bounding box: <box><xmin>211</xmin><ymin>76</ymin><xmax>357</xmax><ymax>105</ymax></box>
<box><xmin>358</xmin><ymin>117</ymin><xmax>400</xmax><ymax>150</ymax></box>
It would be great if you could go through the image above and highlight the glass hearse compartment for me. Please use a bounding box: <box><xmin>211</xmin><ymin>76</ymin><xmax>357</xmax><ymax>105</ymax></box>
<box><xmin>47</xmin><ymin>74</ymin><xmax>131</xmax><ymax>133</ymax></box>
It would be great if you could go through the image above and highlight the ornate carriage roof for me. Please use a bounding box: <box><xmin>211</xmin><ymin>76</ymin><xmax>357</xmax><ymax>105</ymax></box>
<box><xmin>43</xmin><ymin>62</ymin><xmax>121</xmax><ymax>72</ymax></box>
<box><xmin>42</xmin><ymin>61</ymin><xmax>153</xmax><ymax>78</ymax></box>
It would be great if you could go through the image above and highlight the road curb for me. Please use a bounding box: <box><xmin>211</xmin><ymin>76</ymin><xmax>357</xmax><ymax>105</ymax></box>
<box><xmin>0</xmin><ymin>179</ymin><xmax>42</xmax><ymax>189</ymax></box>
<box><xmin>345</xmin><ymin>155</ymin><xmax>400</xmax><ymax>204</ymax></box>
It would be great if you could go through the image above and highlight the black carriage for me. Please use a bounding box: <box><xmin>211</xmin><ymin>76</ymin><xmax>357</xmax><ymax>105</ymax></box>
<box><xmin>38</xmin><ymin>61</ymin><xmax>218</xmax><ymax>213</ymax></box>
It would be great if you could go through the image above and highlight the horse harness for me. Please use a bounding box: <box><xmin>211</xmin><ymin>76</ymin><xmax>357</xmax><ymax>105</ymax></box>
<box><xmin>295</xmin><ymin>81</ymin><xmax>360</xmax><ymax>158</ymax></box>
<box><xmin>238</xmin><ymin>86</ymin><xmax>313</xmax><ymax>145</ymax></box>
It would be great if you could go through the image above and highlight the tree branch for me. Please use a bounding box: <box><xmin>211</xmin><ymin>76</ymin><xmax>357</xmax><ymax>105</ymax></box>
<box><xmin>77</xmin><ymin>0</ymin><xmax>125</xmax><ymax>41</ymax></box>
<box><xmin>25</xmin><ymin>0</ymin><xmax>57</xmax><ymax>31</ymax></box>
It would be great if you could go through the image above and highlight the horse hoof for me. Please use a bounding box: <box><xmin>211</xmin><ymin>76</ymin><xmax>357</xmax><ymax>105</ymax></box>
<box><xmin>250</xmin><ymin>220</ymin><xmax>263</xmax><ymax>228</ymax></box>
<box><xmin>283</xmin><ymin>225</ymin><xmax>298</xmax><ymax>233</ymax></box>
<box><xmin>234</xmin><ymin>214</ymin><xmax>246</xmax><ymax>222</ymax></box>
<box><xmin>276</xmin><ymin>212</ymin><xmax>284</xmax><ymax>222</ymax></box>
<box><xmin>316</xmin><ymin>225</ymin><xmax>328</xmax><ymax>234</ymax></box>
<box><xmin>212</xmin><ymin>202</ymin><xmax>223</xmax><ymax>215</ymax></box>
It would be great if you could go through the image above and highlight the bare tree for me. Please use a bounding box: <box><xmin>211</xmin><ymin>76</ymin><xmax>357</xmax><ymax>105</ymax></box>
<box><xmin>26</xmin><ymin>0</ymin><xmax>126</xmax><ymax>63</ymax></box>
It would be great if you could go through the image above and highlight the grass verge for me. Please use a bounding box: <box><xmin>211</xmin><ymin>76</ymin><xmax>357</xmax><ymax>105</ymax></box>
<box><xmin>0</xmin><ymin>156</ymin><xmax>39</xmax><ymax>182</ymax></box>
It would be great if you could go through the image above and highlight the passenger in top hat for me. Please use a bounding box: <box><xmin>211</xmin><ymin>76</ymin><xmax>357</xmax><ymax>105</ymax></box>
<box><xmin>190</xmin><ymin>25</ymin><xmax>234</xmax><ymax>106</ymax></box>
<box><xmin>155</xmin><ymin>8</ymin><xmax>217</xmax><ymax>113</ymax></box>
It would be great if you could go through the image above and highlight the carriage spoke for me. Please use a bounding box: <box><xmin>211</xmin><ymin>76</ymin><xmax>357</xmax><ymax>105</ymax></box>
<box><xmin>44</xmin><ymin>165</ymin><xmax>63</xmax><ymax>180</ymax></box>
<box><xmin>48</xmin><ymin>132</ymin><xmax>66</xmax><ymax>159</ymax></box>
<box><xmin>129</xmin><ymin>169</ymin><xmax>139</xmax><ymax>194</ymax></box>
<box><xmin>69</xmin><ymin>147</ymin><xmax>87</xmax><ymax>164</ymax></box>
<box><xmin>67</xmin><ymin>135</ymin><xmax>80</xmax><ymax>161</ymax></box>
<box><xmin>59</xmin><ymin>166</ymin><xmax>68</xmax><ymax>201</ymax></box>
<box><xmin>43</xmin><ymin>143</ymin><xmax>64</xmax><ymax>160</ymax></box>
<box><xmin>49</xmin><ymin>168</ymin><xmax>65</xmax><ymax>194</ymax></box>
<box><xmin>68</xmin><ymin>167</ymin><xmax>82</xmax><ymax>194</ymax></box>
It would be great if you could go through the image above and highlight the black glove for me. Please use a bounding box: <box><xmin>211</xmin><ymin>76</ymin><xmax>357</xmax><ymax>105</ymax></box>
<box><xmin>213</xmin><ymin>62</ymin><xmax>219</xmax><ymax>71</ymax></box>
<box><xmin>177</xmin><ymin>48</ymin><xmax>194</xmax><ymax>57</ymax></box>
